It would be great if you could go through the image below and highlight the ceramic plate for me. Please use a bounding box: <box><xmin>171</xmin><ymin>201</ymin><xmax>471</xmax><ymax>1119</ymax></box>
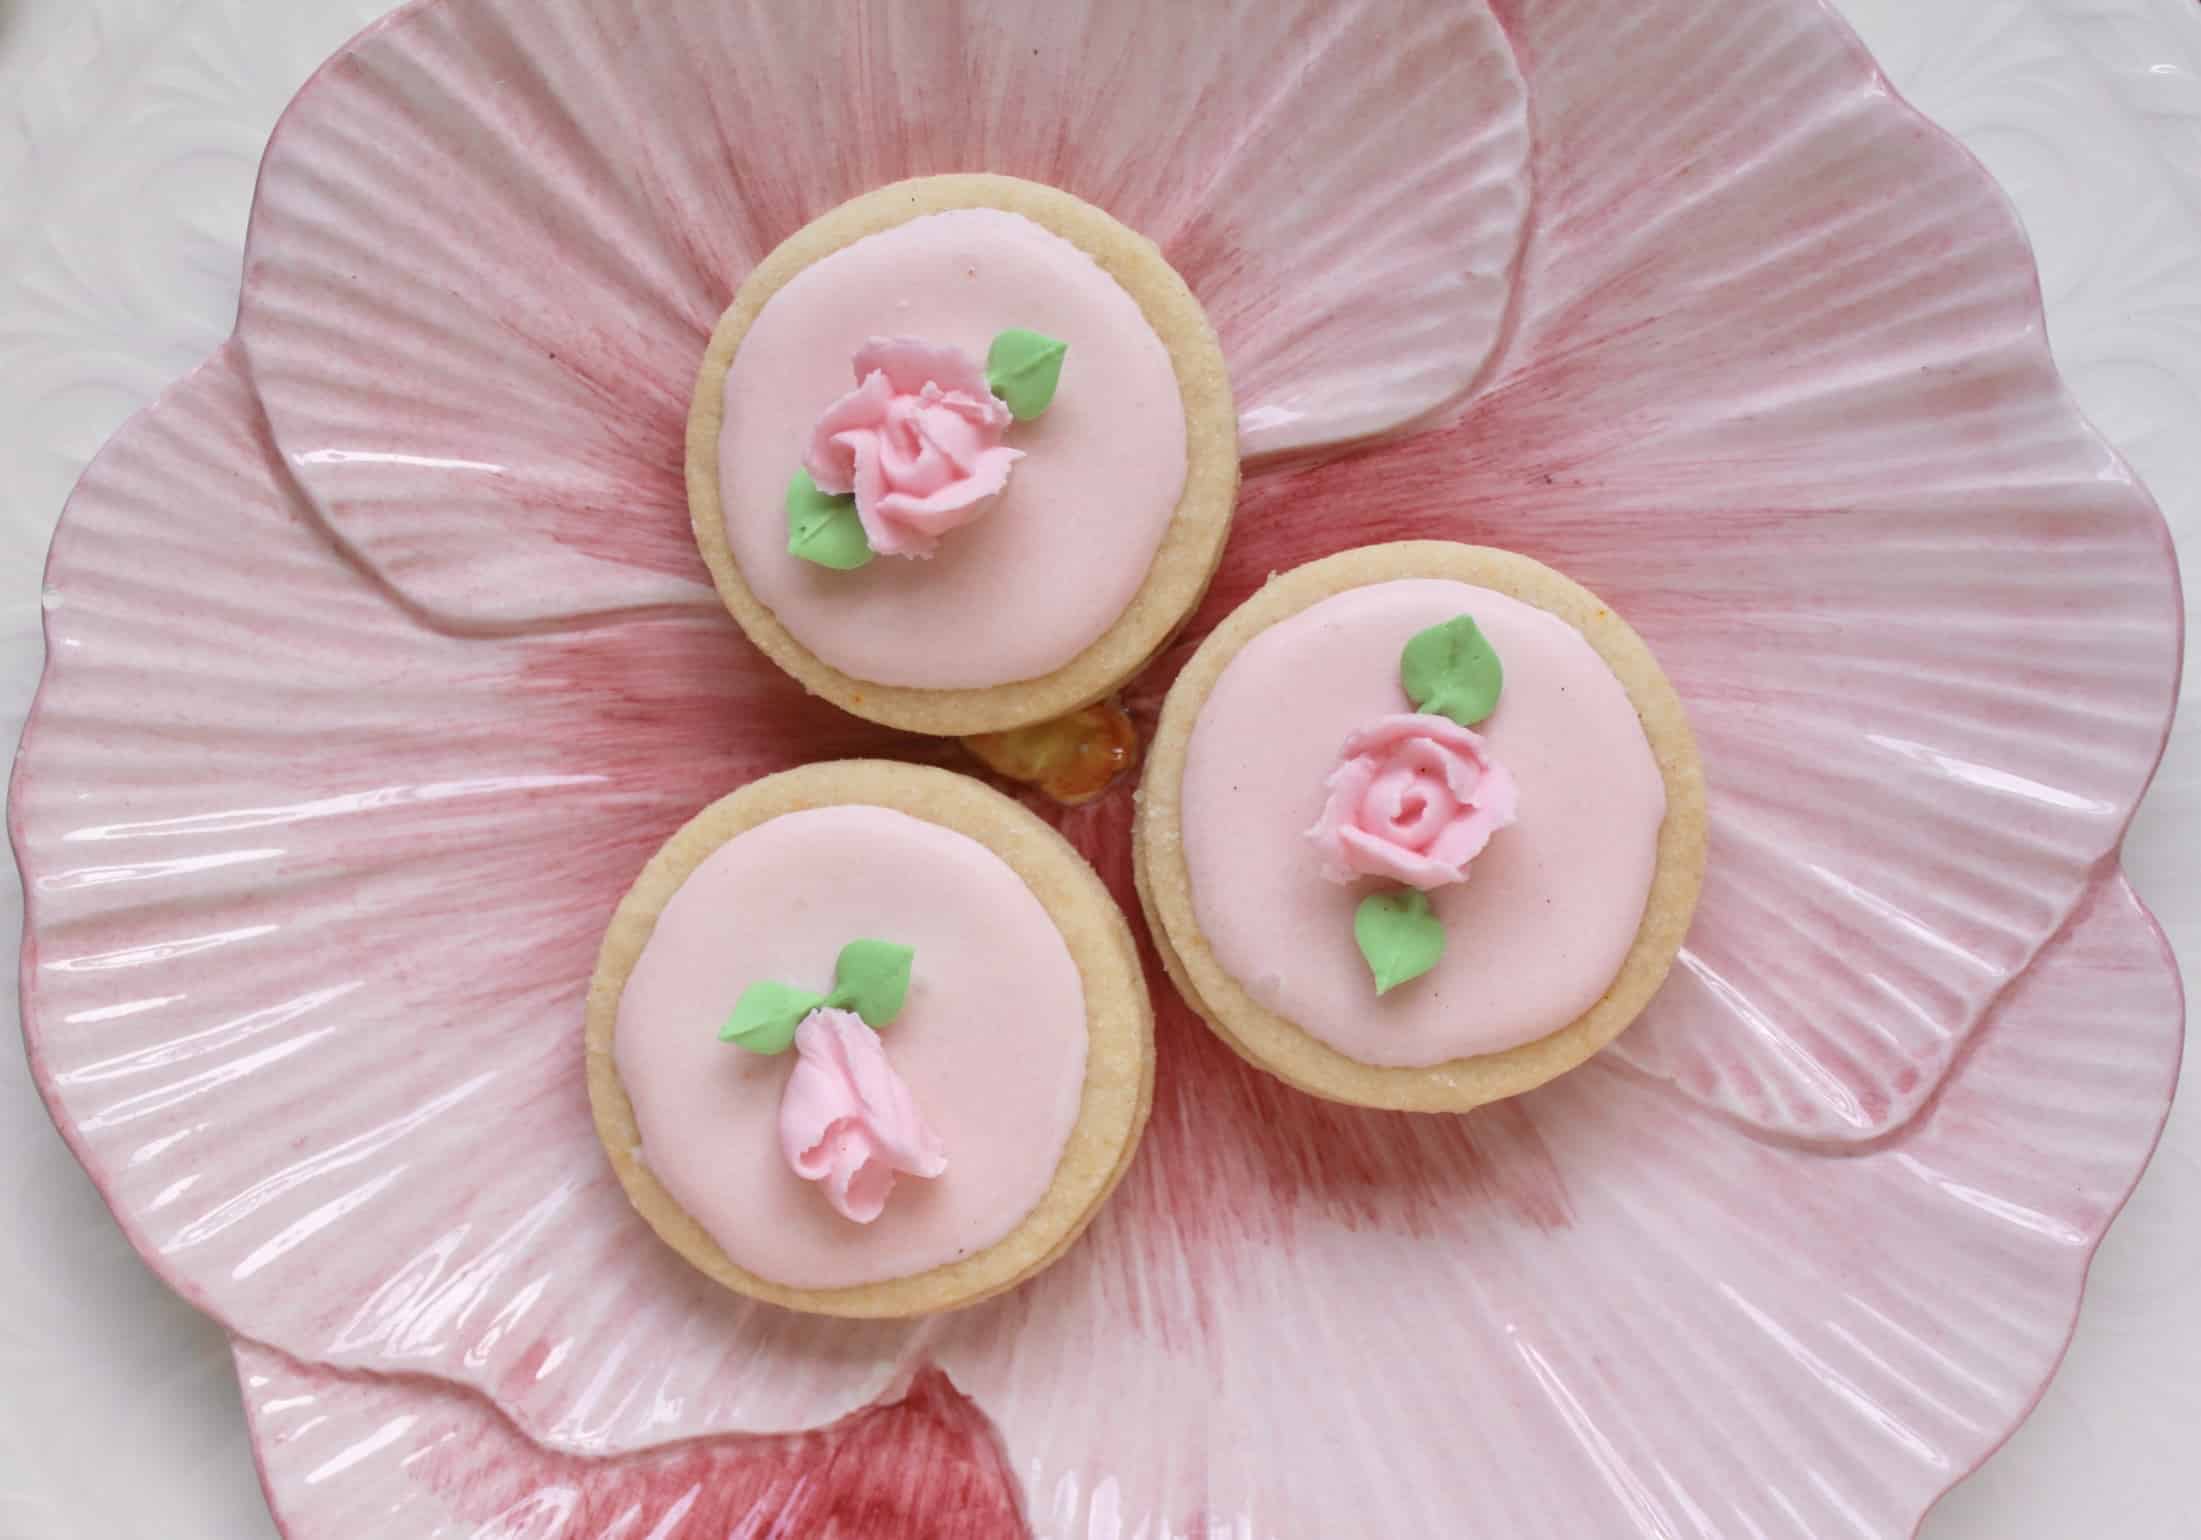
<box><xmin>3</xmin><ymin>0</ymin><xmax>2191</xmax><ymax>1535</ymax></box>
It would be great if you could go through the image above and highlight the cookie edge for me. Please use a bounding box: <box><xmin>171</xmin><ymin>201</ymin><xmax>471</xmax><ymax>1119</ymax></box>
<box><xmin>587</xmin><ymin>760</ymin><xmax>1155</xmax><ymax>1317</ymax></box>
<box><xmin>687</xmin><ymin>172</ymin><xmax>1239</xmax><ymax>736</ymax></box>
<box><xmin>1135</xmin><ymin>542</ymin><xmax>1708</xmax><ymax>1112</ymax></box>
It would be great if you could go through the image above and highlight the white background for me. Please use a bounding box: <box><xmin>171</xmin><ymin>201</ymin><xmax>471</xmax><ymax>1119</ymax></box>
<box><xmin>1</xmin><ymin>1</ymin><xmax>2194</xmax><ymax>1535</ymax></box>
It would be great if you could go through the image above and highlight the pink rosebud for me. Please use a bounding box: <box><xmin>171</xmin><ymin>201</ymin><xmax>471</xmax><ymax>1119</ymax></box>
<box><xmin>1306</xmin><ymin>713</ymin><xmax>1519</xmax><ymax>891</ymax></box>
<box><xmin>778</xmin><ymin>1008</ymin><xmax>947</xmax><ymax>1223</ymax></box>
<box><xmin>803</xmin><ymin>337</ymin><xmax>1023</xmax><ymax>559</ymax></box>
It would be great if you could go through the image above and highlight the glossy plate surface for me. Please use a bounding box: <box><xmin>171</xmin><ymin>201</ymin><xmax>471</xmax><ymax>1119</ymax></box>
<box><xmin>2</xmin><ymin>0</ymin><xmax>2193</xmax><ymax>1536</ymax></box>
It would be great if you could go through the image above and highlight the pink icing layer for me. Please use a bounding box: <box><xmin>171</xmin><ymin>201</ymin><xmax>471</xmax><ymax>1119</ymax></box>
<box><xmin>720</xmin><ymin>208</ymin><xmax>1188</xmax><ymax>688</ymax></box>
<box><xmin>1180</xmin><ymin>580</ymin><xmax>1668</xmax><ymax>1067</ymax></box>
<box><xmin>614</xmin><ymin>806</ymin><xmax>1088</xmax><ymax>1289</ymax></box>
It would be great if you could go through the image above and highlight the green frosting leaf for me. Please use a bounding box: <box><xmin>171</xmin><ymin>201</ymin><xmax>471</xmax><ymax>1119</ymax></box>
<box><xmin>985</xmin><ymin>329</ymin><xmax>1068</xmax><ymax>420</ymax></box>
<box><xmin>1400</xmin><ymin>614</ymin><xmax>1503</xmax><ymax>727</ymax></box>
<box><xmin>721</xmin><ymin>938</ymin><xmax>915</xmax><ymax>1053</ymax></box>
<box><xmin>785</xmin><ymin>468</ymin><xmax>874</xmax><ymax>570</ymax></box>
<box><xmin>1354</xmin><ymin>890</ymin><xmax>1446</xmax><ymax>995</ymax></box>
<box><xmin>826</xmin><ymin>939</ymin><xmax>916</xmax><ymax>1028</ymax></box>
<box><xmin>720</xmin><ymin>980</ymin><xmax>825</xmax><ymax>1054</ymax></box>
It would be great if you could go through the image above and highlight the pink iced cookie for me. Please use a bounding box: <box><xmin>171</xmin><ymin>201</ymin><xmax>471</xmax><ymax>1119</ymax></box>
<box><xmin>688</xmin><ymin>174</ymin><xmax>1240</xmax><ymax>737</ymax></box>
<box><xmin>589</xmin><ymin>762</ymin><xmax>1155</xmax><ymax>1317</ymax></box>
<box><xmin>1138</xmin><ymin>543</ymin><xmax>1708</xmax><ymax>1112</ymax></box>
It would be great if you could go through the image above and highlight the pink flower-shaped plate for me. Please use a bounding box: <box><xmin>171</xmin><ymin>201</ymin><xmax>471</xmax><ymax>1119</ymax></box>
<box><xmin>10</xmin><ymin>0</ymin><xmax>2184</xmax><ymax>1534</ymax></box>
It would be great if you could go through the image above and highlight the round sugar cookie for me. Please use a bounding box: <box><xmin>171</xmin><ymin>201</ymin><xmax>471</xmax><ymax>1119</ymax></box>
<box><xmin>589</xmin><ymin>761</ymin><xmax>1153</xmax><ymax>1317</ymax></box>
<box><xmin>1136</xmin><ymin>543</ymin><xmax>1707</xmax><ymax>1113</ymax></box>
<box><xmin>688</xmin><ymin>173</ymin><xmax>1239</xmax><ymax>736</ymax></box>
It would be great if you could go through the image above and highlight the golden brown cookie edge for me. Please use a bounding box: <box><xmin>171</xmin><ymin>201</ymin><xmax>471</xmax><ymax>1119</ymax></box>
<box><xmin>687</xmin><ymin>173</ymin><xmax>1239</xmax><ymax>736</ymax></box>
<box><xmin>1134</xmin><ymin>542</ymin><xmax>1708</xmax><ymax>1112</ymax></box>
<box><xmin>588</xmin><ymin>760</ymin><xmax>1154</xmax><ymax>1317</ymax></box>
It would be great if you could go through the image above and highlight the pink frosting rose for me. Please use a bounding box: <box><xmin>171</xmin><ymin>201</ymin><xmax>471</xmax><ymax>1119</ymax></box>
<box><xmin>778</xmin><ymin>1007</ymin><xmax>948</xmax><ymax>1224</ymax></box>
<box><xmin>803</xmin><ymin>337</ymin><xmax>1023</xmax><ymax>559</ymax></box>
<box><xmin>1306</xmin><ymin>713</ymin><xmax>1519</xmax><ymax>890</ymax></box>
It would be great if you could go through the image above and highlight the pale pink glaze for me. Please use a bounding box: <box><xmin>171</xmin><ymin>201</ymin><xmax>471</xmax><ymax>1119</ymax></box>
<box><xmin>614</xmin><ymin>805</ymin><xmax>1087</xmax><ymax>1288</ymax></box>
<box><xmin>1308</xmin><ymin>713</ymin><xmax>1519</xmax><ymax>890</ymax></box>
<box><xmin>804</xmin><ymin>338</ymin><xmax>1022</xmax><ymax>558</ymax></box>
<box><xmin>1181</xmin><ymin>580</ymin><xmax>1667</xmax><ymax>1066</ymax></box>
<box><xmin>720</xmin><ymin>208</ymin><xmax>1188</xmax><ymax>688</ymax></box>
<box><xmin>780</xmin><ymin>1008</ymin><xmax>950</xmax><ymax>1223</ymax></box>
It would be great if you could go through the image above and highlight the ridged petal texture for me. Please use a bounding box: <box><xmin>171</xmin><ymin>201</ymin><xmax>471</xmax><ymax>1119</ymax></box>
<box><xmin>235</xmin><ymin>848</ymin><xmax>2180</xmax><ymax>1537</ymax></box>
<box><xmin>239</xmin><ymin>1345</ymin><xmax>1026</xmax><ymax>1538</ymax></box>
<box><xmin>1147</xmin><ymin>0</ymin><xmax>2183</xmax><ymax>1142</ymax></box>
<box><xmin>16</xmin><ymin>348</ymin><xmax>935</xmax><ymax>1447</ymax></box>
<box><xmin>235</xmin><ymin>0</ymin><xmax>1532</xmax><ymax>627</ymax></box>
<box><xmin>12</xmin><ymin>0</ymin><xmax>2190</xmax><ymax>1531</ymax></box>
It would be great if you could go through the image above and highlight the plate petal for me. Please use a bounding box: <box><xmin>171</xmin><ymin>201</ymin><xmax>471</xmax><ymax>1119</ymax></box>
<box><xmin>942</xmin><ymin>860</ymin><xmax>2180</xmax><ymax>1537</ymax></box>
<box><xmin>13</xmin><ymin>346</ymin><xmax>933</xmax><ymax>1450</ymax></box>
<box><xmin>231</xmin><ymin>869</ymin><xmax>2182</xmax><ymax>1537</ymax></box>
<box><xmin>235</xmin><ymin>0</ymin><xmax>1530</xmax><ymax>625</ymax></box>
<box><xmin>238</xmin><ymin>1340</ymin><xmax>1022</xmax><ymax>1538</ymax></box>
<box><xmin>1140</xmin><ymin>0</ymin><xmax>2184</xmax><ymax>1141</ymax></box>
